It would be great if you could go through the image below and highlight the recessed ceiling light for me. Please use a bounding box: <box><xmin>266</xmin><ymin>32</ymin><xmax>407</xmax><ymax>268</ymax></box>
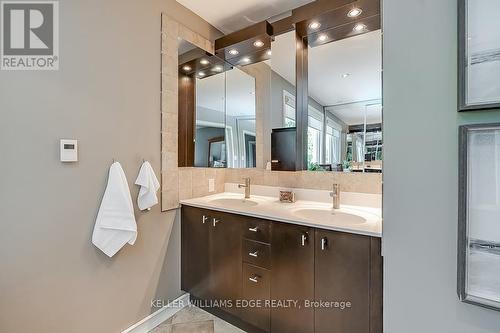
<box><xmin>213</xmin><ymin>65</ymin><xmax>223</xmax><ymax>72</ymax></box>
<box><xmin>318</xmin><ymin>34</ymin><xmax>328</xmax><ymax>42</ymax></box>
<box><xmin>228</xmin><ymin>49</ymin><xmax>239</xmax><ymax>56</ymax></box>
<box><xmin>242</xmin><ymin>57</ymin><xmax>251</xmax><ymax>63</ymax></box>
<box><xmin>341</xmin><ymin>73</ymin><xmax>351</xmax><ymax>78</ymax></box>
<box><xmin>353</xmin><ymin>23</ymin><xmax>367</xmax><ymax>32</ymax></box>
<box><xmin>253</xmin><ymin>40</ymin><xmax>264</xmax><ymax>48</ymax></box>
<box><xmin>182</xmin><ymin>65</ymin><xmax>191</xmax><ymax>71</ymax></box>
<box><xmin>198</xmin><ymin>71</ymin><xmax>205</xmax><ymax>77</ymax></box>
<box><xmin>200</xmin><ymin>59</ymin><xmax>209</xmax><ymax>65</ymax></box>
<box><xmin>347</xmin><ymin>7</ymin><xmax>363</xmax><ymax>18</ymax></box>
<box><xmin>308</xmin><ymin>21</ymin><xmax>321</xmax><ymax>30</ymax></box>
<box><xmin>267</xmin><ymin>50</ymin><xmax>272</xmax><ymax>56</ymax></box>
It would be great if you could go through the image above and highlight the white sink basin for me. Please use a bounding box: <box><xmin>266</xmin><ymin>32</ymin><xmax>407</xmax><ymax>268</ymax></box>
<box><xmin>292</xmin><ymin>208</ymin><xmax>368</xmax><ymax>225</ymax></box>
<box><xmin>208</xmin><ymin>198</ymin><xmax>259</xmax><ymax>207</ymax></box>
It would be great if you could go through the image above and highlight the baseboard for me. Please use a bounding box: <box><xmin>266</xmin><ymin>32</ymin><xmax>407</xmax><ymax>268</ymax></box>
<box><xmin>121</xmin><ymin>293</ymin><xmax>190</xmax><ymax>333</ymax></box>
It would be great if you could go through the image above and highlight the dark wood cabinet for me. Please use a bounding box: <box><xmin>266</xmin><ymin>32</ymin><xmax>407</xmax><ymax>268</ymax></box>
<box><xmin>270</xmin><ymin>222</ymin><xmax>315</xmax><ymax>333</ymax></box>
<box><xmin>314</xmin><ymin>229</ymin><xmax>371</xmax><ymax>333</ymax></box>
<box><xmin>181</xmin><ymin>206</ymin><xmax>382</xmax><ymax>333</ymax></box>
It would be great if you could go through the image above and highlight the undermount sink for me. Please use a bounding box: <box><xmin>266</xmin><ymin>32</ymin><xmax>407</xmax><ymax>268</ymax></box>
<box><xmin>208</xmin><ymin>197</ymin><xmax>259</xmax><ymax>207</ymax></box>
<box><xmin>292</xmin><ymin>207</ymin><xmax>368</xmax><ymax>225</ymax></box>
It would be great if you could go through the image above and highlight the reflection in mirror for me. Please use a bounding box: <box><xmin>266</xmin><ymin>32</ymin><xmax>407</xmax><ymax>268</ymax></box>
<box><xmin>308</xmin><ymin>30</ymin><xmax>382</xmax><ymax>172</ymax></box>
<box><xmin>177</xmin><ymin>39</ymin><xmax>256</xmax><ymax>168</ymax></box>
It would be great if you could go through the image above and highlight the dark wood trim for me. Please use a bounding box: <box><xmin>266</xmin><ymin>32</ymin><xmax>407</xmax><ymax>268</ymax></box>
<box><xmin>178</xmin><ymin>73</ymin><xmax>195</xmax><ymax>167</ymax></box>
<box><xmin>295</xmin><ymin>29</ymin><xmax>308</xmax><ymax>171</ymax></box>
<box><xmin>369</xmin><ymin>237</ymin><xmax>383</xmax><ymax>333</ymax></box>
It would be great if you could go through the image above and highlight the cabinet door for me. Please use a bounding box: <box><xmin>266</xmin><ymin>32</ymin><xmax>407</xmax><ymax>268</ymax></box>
<box><xmin>315</xmin><ymin>229</ymin><xmax>371</xmax><ymax>333</ymax></box>
<box><xmin>271</xmin><ymin>222</ymin><xmax>314</xmax><ymax>333</ymax></box>
<box><xmin>181</xmin><ymin>207</ymin><xmax>210</xmax><ymax>299</ymax></box>
<box><xmin>209</xmin><ymin>211</ymin><xmax>242</xmax><ymax>316</ymax></box>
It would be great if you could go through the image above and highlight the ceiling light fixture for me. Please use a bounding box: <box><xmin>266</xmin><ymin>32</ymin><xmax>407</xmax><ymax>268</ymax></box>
<box><xmin>267</xmin><ymin>50</ymin><xmax>272</xmax><ymax>56</ymax></box>
<box><xmin>341</xmin><ymin>73</ymin><xmax>351</xmax><ymax>78</ymax></box>
<box><xmin>182</xmin><ymin>65</ymin><xmax>191</xmax><ymax>71</ymax></box>
<box><xmin>253</xmin><ymin>40</ymin><xmax>264</xmax><ymax>48</ymax></box>
<box><xmin>200</xmin><ymin>59</ymin><xmax>209</xmax><ymax>65</ymax></box>
<box><xmin>353</xmin><ymin>23</ymin><xmax>367</xmax><ymax>32</ymax></box>
<box><xmin>228</xmin><ymin>49</ymin><xmax>239</xmax><ymax>56</ymax></box>
<box><xmin>308</xmin><ymin>21</ymin><xmax>321</xmax><ymax>30</ymax></box>
<box><xmin>198</xmin><ymin>71</ymin><xmax>205</xmax><ymax>77</ymax></box>
<box><xmin>213</xmin><ymin>65</ymin><xmax>223</xmax><ymax>72</ymax></box>
<box><xmin>242</xmin><ymin>57</ymin><xmax>251</xmax><ymax>63</ymax></box>
<box><xmin>347</xmin><ymin>7</ymin><xmax>363</xmax><ymax>18</ymax></box>
<box><xmin>318</xmin><ymin>34</ymin><xmax>328</xmax><ymax>42</ymax></box>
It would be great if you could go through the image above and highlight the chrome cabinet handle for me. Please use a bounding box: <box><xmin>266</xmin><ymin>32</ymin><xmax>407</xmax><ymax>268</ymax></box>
<box><xmin>321</xmin><ymin>237</ymin><xmax>328</xmax><ymax>251</ymax></box>
<box><xmin>202</xmin><ymin>215</ymin><xmax>208</xmax><ymax>224</ymax></box>
<box><xmin>212</xmin><ymin>218</ymin><xmax>220</xmax><ymax>227</ymax></box>
<box><xmin>249</xmin><ymin>276</ymin><xmax>259</xmax><ymax>283</ymax></box>
<box><xmin>301</xmin><ymin>233</ymin><xmax>308</xmax><ymax>246</ymax></box>
<box><xmin>248</xmin><ymin>227</ymin><xmax>258</xmax><ymax>232</ymax></box>
<box><xmin>249</xmin><ymin>251</ymin><xmax>259</xmax><ymax>257</ymax></box>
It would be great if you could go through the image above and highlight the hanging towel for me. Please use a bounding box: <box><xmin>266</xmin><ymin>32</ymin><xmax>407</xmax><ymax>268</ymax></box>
<box><xmin>135</xmin><ymin>161</ymin><xmax>160</xmax><ymax>211</ymax></box>
<box><xmin>92</xmin><ymin>162</ymin><xmax>137</xmax><ymax>257</ymax></box>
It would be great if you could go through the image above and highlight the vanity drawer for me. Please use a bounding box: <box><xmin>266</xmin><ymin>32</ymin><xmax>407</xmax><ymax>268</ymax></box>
<box><xmin>243</xmin><ymin>239</ymin><xmax>271</xmax><ymax>269</ymax></box>
<box><xmin>244</xmin><ymin>218</ymin><xmax>271</xmax><ymax>244</ymax></box>
<box><xmin>241</xmin><ymin>263</ymin><xmax>270</xmax><ymax>332</ymax></box>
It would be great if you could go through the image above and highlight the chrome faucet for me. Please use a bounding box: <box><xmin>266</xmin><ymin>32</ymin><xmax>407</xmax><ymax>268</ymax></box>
<box><xmin>330</xmin><ymin>183</ymin><xmax>341</xmax><ymax>209</ymax></box>
<box><xmin>238</xmin><ymin>177</ymin><xmax>251</xmax><ymax>199</ymax></box>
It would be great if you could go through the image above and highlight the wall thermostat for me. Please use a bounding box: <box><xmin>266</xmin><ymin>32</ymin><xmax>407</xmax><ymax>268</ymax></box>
<box><xmin>60</xmin><ymin>139</ymin><xmax>78</xmax><ymax>162</ymax></box>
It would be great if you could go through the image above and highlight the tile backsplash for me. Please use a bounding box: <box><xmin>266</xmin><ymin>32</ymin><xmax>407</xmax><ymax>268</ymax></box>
<box><xmin>178</xmin><ymin>168</ymin><xmax>382</xmax><ymax>202</ymax></box>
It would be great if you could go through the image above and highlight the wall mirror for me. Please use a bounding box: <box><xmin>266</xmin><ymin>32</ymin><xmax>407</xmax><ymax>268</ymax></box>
<box><xmin>307</xmin><ymin>30</ymin><xmax>382</xmax><ymax>172</ymax></box>
<box><xmin>178</xmin><ymin>39</ymin><xmax>256</xmax><ymax>168</ymax></box>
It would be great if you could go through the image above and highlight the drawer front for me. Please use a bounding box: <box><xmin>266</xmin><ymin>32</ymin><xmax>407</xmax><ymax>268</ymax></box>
<box><xmin>241</xmin><ymin>263</ymin><xmax>270</xmax><ymax>332</ymax></box>
<box><xmin>244</xmin><ymin>218</ymin><xmax>271</xmax><ymax>243</ymax></box>
<box><xmin>243</xmin><ymin>239</ymin><xmax>271</xmax><ymax>269</ymax></box>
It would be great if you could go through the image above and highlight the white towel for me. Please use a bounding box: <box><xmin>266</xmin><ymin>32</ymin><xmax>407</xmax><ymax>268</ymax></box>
<box><xmin>135</xmin><ymin>161</ymin><xmax>160</xmax><ymax>211</ymax></box>
<box><xmin>92</xmin><ymin>162</ymin><xmax>137</xmax><ymax>257</ymax></box>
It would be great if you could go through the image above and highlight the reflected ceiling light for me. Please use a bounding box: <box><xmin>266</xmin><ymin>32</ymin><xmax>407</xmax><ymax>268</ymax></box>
<box><xmin>242</xmin><ymin>57</ymin><xmax>251</xmax><ymax>63</ymax></box>
<box><xmin>182</xmin><ymin>65</ymin><xmax>191</xmax><ymax>71</ymax></box>
<box><xmin>318</xmin><ymin>34</ymin><xmax>328</xmax><ymax>42</ymax></box>
<box><xmin>228</xmin><ymin>49</ymin><xmax>239</xmax><ymax>55</ymax></box>
<box><xmin>213</xmin><ymin>65</ymin><xmax>223</xmax><ymax>72</ymax></box>
<box><xmin>347</xmin><ymin>7</ymin><xmax>363</xmax><ymax>18</ymax></box>
<box><xmin>200</xmin><ymin>59</ymin><xmax>209</xmax><ymax>65</ymax></box>
<box><xmin>266</xmin><ymin>50</ymin><xmax>272</xmax><ymax>56</ymax></box>
<box><xmin>198</xmin><ymin>71</ymin><xmax>205</xmax><ymax>77</ymax></box>
<box><xmin>308</xmin><ymin>21</ymin><xmax>321</xmax><ymax>30</ymax></box>
<box><xmin>341</xmin><ymin>73</ymin><xmax>351</xmax><ymax>78</ymax></box>
<box><xmin>253</xmin><ymin>40</ymin><xmax>264</xmax><ymax>48</ymax></box>
<box><xmin>353</xmin><ymin>23</ymin><xmax>367</xmax><ymax>32</ymax></box>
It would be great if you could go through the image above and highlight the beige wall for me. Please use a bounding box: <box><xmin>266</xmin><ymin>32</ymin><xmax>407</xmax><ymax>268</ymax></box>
<box><xmin>0</xmin><ymin>1</ymin><xmax>220</xmax><ymax>333</ymax></box>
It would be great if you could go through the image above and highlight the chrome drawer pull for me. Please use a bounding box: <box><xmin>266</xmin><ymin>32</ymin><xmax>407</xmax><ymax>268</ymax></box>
<box><xmin>213</xmin><ymin>218</ymin><xmax>220</xmax><ymax>227</ymax></box>
<box><xmin>248</xmin><ymin>227</ymin><xmax>258</xmax><ymax>232</ymax></box>
<box><xmin>249</xmin><ymin>251</ymin><xmax>259</xmax><ymax>257</ymax></box>
<box><xmin>249</xmin><ymin>276</ymin><xmax>259</xmax><ymax>283</ymax></box>
<box><xmin>301</xmin><ymin>233</ymin><xmax>307</xmax><ymax>246</ymax></box>
<box><xmin>321</xmin><ymin>237</ymin><xmax>328</xmax><ymax>251</ymax></box>
<box><xmin>202</xmin><ymin>215</ymin><xmax>208</xmax><ymax>224</ymax></box>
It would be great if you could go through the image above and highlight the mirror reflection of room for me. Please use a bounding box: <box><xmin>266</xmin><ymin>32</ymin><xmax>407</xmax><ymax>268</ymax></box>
<box><xmin>270</xmin><ymin>29</ymin><xmax>382</xmax><ymax>172</ymax></box>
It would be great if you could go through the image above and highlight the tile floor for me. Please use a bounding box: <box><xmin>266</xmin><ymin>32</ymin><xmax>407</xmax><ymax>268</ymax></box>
<box><xmin>149</xmin><ymin>305</ymin><xmax>246</xmax><ymax>333</ymax></box>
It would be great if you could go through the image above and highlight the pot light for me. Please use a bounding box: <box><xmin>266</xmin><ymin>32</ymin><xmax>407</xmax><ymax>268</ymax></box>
<box><xmin>318</xmin><ymin>34</ymin><xmax>328</xmax><ymax>42</ymax></box>
<box><xmin>266</xmin><ymin>50</ymin><xmax>272</xmax><ymax>56</ymax></box>
<box><xmin>253</xmin><ymin>40</ymin><xmax>264</xmax><ymax>48</ymax></box>
<box><xmin>198</xmin><ymin>71</ymin><xmax>205</xmax><ymax>77</ymax></box>
<box><xmin>182</xmin><ymin>65</ymin><xmax>191</xmax><ymax>71</ymax></box>
<box><xmin>341</xmin><ymin>73</ymin><xmax>351</xmax><ymax>78</ymax></box>
<box><xmin>347</xmin><ymin>7</ymin><xmax>363</xmax><ymax>18</ymax></box>
<box><xmin>242</xmin><ymin>57</ymin><xmax>251</xmax><ymax>63</ymax></box>
<box><xmin>212</xmin><ymin>65</ymin><xmax>223</xmax><ymax>72</ymax></box>
<box><xmin>308</xmin><ymin>21</ymin><xmax>321</xmax><ymax>30</ymax></box>
<box><xmin>228</xmin><ymin>49</ymin><xmax>239</xmax><ymax>56</ymax></box>
<box><xmin>200</xmin><ymin>59</ymin><xmax>209</xmax><ymax>65</ymax></box>
<box><xmin>353</xmin><ymin>23</ymin><xmax>367</xmax><ymax>32</ymax></box>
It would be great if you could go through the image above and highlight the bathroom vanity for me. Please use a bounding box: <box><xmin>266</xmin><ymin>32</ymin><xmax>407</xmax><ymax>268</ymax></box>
<box><xmin>180</xmin><ymin>191</ymin><xmax>382</xmax><ymax>333</ymax></box>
